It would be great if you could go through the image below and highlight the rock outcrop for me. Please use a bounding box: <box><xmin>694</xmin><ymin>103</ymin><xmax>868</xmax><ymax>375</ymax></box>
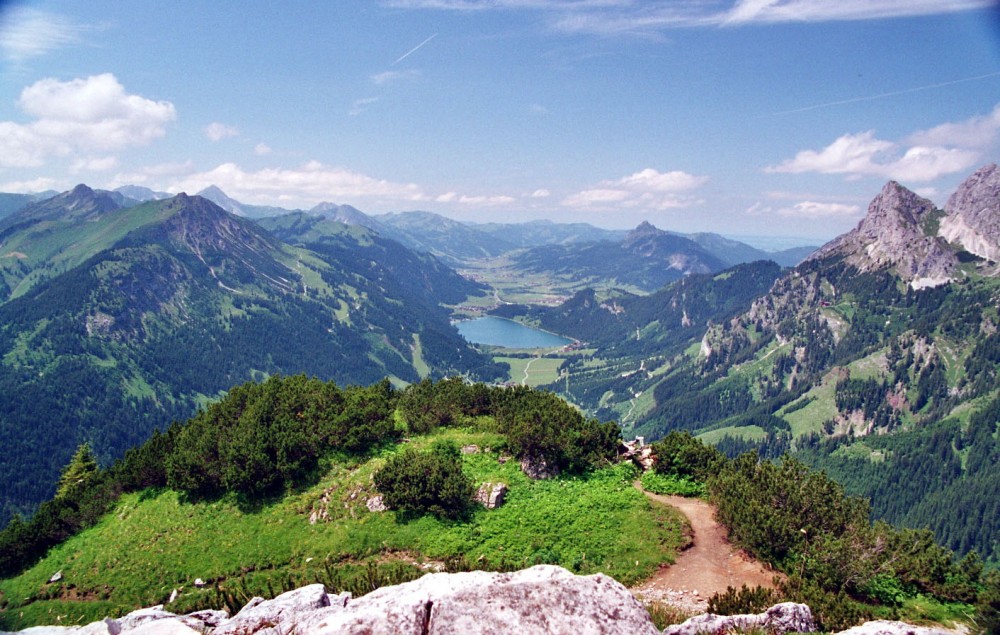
<box><xmin>807</xmin><ymin>181</ymin><xmax>957</xmax><ymax>288</ymax></box>
<box><xmin>302</xmin><ymin>565</ymin><xmax>660</xmax><ymax>634</ymax></box>
<box><xmin>835</xmin><ymin>619</ymin><xmax>956</xmax><ymax>635</ymax></box>
<box><xmin>2</xmin><ymin>567</ymin><xmax>962</xmax><ymax>635</ymax></box>
<box><xmin>662</xmin><ymin>602</ymin><xmax>814</xmax><ymax>635</ymax></box>
<box><xmin>940</xmin><ymin>163</ymin><xmax>1000</xmax><ymax>262</ymax></box>
<box><xmin>2</xmin><ymin>566</ymin><xmax>658</xmax><ymax>635</ymax></box>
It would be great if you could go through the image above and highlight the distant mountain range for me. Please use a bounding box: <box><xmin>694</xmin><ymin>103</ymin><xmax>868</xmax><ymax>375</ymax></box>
<box><xmin>2</xmin><ymin>185</ymin><xmax>819</xmax><ymax>272</ymax></box>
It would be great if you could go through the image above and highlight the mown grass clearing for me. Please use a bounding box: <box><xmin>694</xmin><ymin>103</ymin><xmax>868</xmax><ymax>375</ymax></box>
<box><xmin>496</xmin><ymin>356</ymin><xmax>563</xmax><ymax>387</ymax></box>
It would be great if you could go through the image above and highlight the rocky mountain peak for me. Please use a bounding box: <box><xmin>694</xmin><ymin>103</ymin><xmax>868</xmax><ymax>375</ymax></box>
<box><xmin>807</xmin><ymin>180</ymin><xmax>956</xmax><ymax>288</ymax></box>
<box><xmin>618</xmin><ymin>221</ymin><xmax>723</xmax><ymax>275</ymax></box>
<box><xmin>624</xmin><ymin>221</ymin><xmax>663</xmax><ymax>242</ymax></box>
<box><xmin>310</xmin><ymin>202</ymin><xmax>376</xmax><ymax>227</ymax></box>
<box><xmin>6</xmin><ymin>183</ymin><xmax>123</xmax><ymax>226</ymax></box>
<box><xmin>940</xmin><ymin>163</ymin><xmax>1000</xmax><ymax>262</ymax></box>
<box><xmin>196</xmin><ymin>185</ymin><xmax>246</xmax><ymax>216</ymax></box>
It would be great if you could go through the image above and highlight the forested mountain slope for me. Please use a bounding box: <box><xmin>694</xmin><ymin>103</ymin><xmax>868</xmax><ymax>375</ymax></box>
<box><xmin>0</xmin><ymin>191</ymin><xmax>502</xmax><ymax>524</ymax></box>
<box><xmin>635</xmin><ymin>165</ymin><xmax>1000</xmax><ymax>564</ymax></box>
<box><xmin>490</xmin><ymin>260</ymin><xmax>783</xmax><ymax>424</ymax></box>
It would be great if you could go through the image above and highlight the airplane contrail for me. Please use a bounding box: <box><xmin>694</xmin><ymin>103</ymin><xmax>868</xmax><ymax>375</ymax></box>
<box><xmin>774</xmin><ymin>70</ymin><xmax>1000</xmax><ymax>115</ymax></box>
<box><xmin>393</xmin><ymin>33</ymin><xmax>438</xmax><ymax>65</ymax></box>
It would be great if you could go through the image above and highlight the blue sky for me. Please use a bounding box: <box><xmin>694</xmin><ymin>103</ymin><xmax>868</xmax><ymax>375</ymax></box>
<box><xmin>1</xmin><ymin>1</ymin><xmax>998</xmax><ymax>243</ymax></box>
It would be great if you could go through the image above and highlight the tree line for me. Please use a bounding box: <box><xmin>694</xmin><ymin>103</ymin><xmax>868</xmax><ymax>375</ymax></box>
<box><xmin>0</xmin><ymin>376</ymin><xmax>620</xmax><ymax>578</ymax></box>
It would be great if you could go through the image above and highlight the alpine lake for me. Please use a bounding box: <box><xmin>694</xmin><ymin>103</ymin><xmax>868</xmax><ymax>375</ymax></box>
<box><xmin>455</xmin><ymin>316</ymin><xmax>573</xmax><ymax>349</ymax></box>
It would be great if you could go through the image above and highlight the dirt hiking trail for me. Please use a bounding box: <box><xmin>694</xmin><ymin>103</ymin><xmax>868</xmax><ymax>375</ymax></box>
<box><xmin>631</xmin><ymin>484</ymin><xmax>780</xmax><ymax>613</ymax></box>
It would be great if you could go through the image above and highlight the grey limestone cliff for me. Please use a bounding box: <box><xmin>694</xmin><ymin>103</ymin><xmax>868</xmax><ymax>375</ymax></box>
<box><xmin>940</xmin><ymin>163</ymin><xmax>1000</xmax><ymax>263</ymax></box>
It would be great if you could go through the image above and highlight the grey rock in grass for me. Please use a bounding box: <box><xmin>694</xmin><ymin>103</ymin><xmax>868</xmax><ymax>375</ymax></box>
<box><xmin>520</xmin><ymin>454</ymin><xmax>559</xmax><ymax>479</ymax></box>
<box><xmin>662</xmin><ymin>602</ymin><xmax>815</xmax><ymax>635</ymax></box>
<box><xmin>474</xmin><ymin>482</ymin><xmax>507</xmax><ymax>509</ymax></box>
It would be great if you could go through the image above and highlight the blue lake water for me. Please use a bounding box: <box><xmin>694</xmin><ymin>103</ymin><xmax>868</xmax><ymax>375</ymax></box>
<box><xmin>456</xmin><ymin>317</ymin><xmax>573</xmax><ymax>349</ymax></box>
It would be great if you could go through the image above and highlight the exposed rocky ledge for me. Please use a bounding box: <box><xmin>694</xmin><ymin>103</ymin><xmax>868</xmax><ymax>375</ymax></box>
<box><xmin>0</xmin><ymin>565</ymin><xmax>956</xmax><ymax>635</ymax></box>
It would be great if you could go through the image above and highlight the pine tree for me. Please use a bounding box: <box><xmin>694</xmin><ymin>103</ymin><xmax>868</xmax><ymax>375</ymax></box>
<box><xmin>56</xmin><ymin>443</ymin><xmax>99</xmax><ymax>499</ymax></box>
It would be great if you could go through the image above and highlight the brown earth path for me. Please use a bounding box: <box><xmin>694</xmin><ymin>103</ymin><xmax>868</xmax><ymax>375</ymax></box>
<box><xmin>631</xmin><ymin>483</ymin><xmax>779</xmax><ymax>612</ymax></box>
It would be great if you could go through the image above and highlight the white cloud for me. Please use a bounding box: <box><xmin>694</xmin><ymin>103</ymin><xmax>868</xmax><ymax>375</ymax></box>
<box><xmin>371</xmin><ymin>69</ymin><xmax>421</xmax><ymax>85</ymax></box>
<box><xmin>747</xmin><ymin>200</ymin><xmax>862</xmax><ymax>218</ymax></box>
<box><xmin>615</xmin><ymin>168</ymin><xmax>709</xmax><ymax>192</ymax></box>
<box><xmin>70</xmin><ymin>156</ymin><xmax>118</xmax><ymax>172</ymax></box>
<box><xmin>531</xmin><ymin>188</ymin><xmax>551</xmax><ymax>198</ymax></box>
<box><xmin>204</xmin><ymin>122</ymin><xmax>239</xmax><ymax>142</ymax></box>
<box><xmin>0</xmin><ymin>74</ymin><xmax>175</xmax><ymax>168</ymax></box>
<box><xmin>562</xmin><ymin>167</ymin><xmax>707</xmax><ymax>210</ymax></box>
<box><xmin>563</xmin><ymin>188</ymin><xmax>631</xmax><ymax>207</ymax></box>
<box><xmin>105</xmin><ymin>161</ymin><xmax>195</xmax><ymax>189</ymax></box>
<box><xmin>168</xmin><ymin>162</ymin><xmax>428</xmax><ymax>207</ymax></box>
<box><xmin>778</xmin><ymin>201</ymin><xmax>861</xmax><ymax>218</ymax></box>
<box><xmin>0</xmin><ymin>8</ymin><xmax>89</xmax><ymax>62</ymax></box>
<box><xmin>456</xmin><ymin>194</ymin><xmax>517</xmax><ymax>206</ymax></box>
<box><xmin>0</xmin><ymin>176</ymin><xmax>58</xmax><ymax>193</ymax></box>
<box><xmin>907</xmin><ymin>103</ymin><xmax>1000</xmax><ymax>149</ymax></box>
<box><xmin>350</xmin><ymin>97</ymin><xmax>379</xmax><ymax>116</ymax></box>
<box><xmin>435</xmin><ymin>190</ymin><xmax>516</xmax><ymax>206</ymax></box>
<box><xmin>721</xmin><ymin>0</ymin><xmax>992</xmax><ymax>25</ymax></box>
<box><xmin>766</xmin><ymin>130</ymin><xmax>979</xmax><ymax>182</ymax></box>
<box><xmin>253</xmin><ymin>142</ymin><xmax>272</xmax><ymax>156</ymax></box>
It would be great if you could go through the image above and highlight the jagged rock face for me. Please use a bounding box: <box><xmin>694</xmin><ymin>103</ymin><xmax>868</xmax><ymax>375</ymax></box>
<box><xmin>941</xmin><ymin>163</ymin><xmax>1000</xmax><ymax>262</ymax></box>
<box><xmin>808</xmin><ymin>181</ymin><xmax>956</xmax><ymax>288</ymax></box>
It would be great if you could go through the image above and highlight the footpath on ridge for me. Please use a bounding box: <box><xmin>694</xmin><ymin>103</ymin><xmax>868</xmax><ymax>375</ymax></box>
<box><xmin>631</xmin><ymin>483</ymin><xmax>779</xmax><ymax>613</ymax></box>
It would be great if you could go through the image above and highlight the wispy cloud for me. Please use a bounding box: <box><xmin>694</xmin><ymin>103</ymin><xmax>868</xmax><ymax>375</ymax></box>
<box><xmin>436</xmin><ymin>192</ymin><xmax>517</xmax><ymax>205</ymax></box>
<box><xmin>721</xmin><ymin>0</ymin><xmax>993</xmax><ymax>25</ymax></box>
<box><xmin>107</xmin><ymin>161</ymin><xmax>195</xmax><ymax>189</ymax></box>
<box><xmin>0</xmin><ymin>8</ymin><xmax>91</xmax><ymax>62</ymax></box>
<box><xmin>168</xmin><ymin>161</ymin><xmax>429</xmax><ymax>207</ymax></box>
<box><xmin>747</xmin><ymin>199</ymin><xmax>862</xmax><ymax>219</ymax></box>
<box><xmin>0</xmin><ymin>176</ymin><xmax>59</xmax><ymax>193</ymax></box>
<box><xmin>371</xmin><ymin>69</ymin><xmax>421</xmax><ymax>85</ymax></box>
<box><xmin>204</xmin><ymin>122</ymin><xmax>239</xmax><ymax>142</ymax></box>
<box><xmin>383</xmin><ymin>0</ymin><xmax>992</xmax><ymax>36</ymax></box>
<box><xmin>349</xmin><ymin>97</ymin><xmax>379</xmax><ymax>116</ymax></box>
